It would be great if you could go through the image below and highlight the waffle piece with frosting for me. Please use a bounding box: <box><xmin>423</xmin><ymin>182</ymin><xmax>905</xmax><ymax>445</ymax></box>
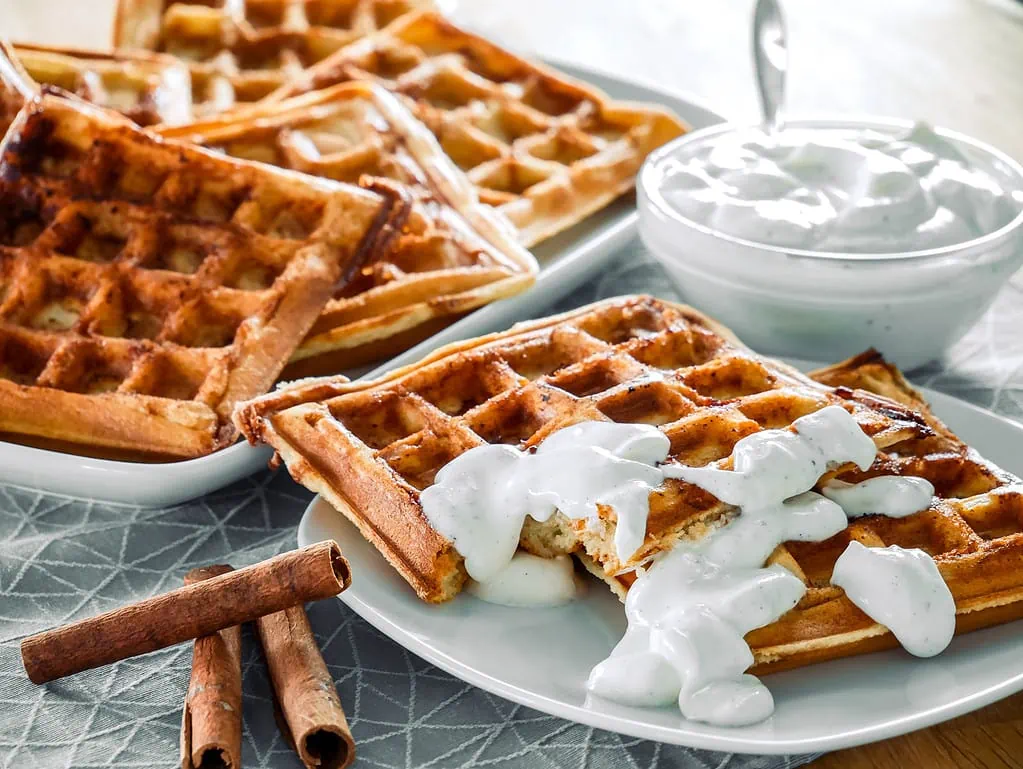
<box><xmin>234</xmin><ymin>295</ymin><xmax>1023</xmax><ymax>674</ymax></box>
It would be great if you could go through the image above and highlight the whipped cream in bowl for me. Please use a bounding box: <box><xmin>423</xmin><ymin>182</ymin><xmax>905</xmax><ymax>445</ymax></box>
<box><xmin>639</xmin><ymin>118</ymin><xmax>1023</xmax><ymax>369</ymax></box>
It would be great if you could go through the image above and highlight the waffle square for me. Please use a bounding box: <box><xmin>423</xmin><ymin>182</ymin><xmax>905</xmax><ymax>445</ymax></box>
<box><xmin>235</xmin><ymin>296</ymin><xmax>929</xmax><ymax>598</ymax></box>
<box><xmin>234</xmin><ymin>296</ymin><xmax>1023</xmax><ymax>673</ymax></box>
<box><xmin>264</xmin><ymin>10</ymin><xmax>687</xmax><ymax>245</ymax></box>
<box><xmin>113</xmin><ymin>0</ymin><xmax>431</xmax><ymax>118</ymax></box>
<box><xmin>745</xmin><ymin>351</ymin><xmax>1023</xmax><ymax>672</ymax></box>
<box><xmin>0</xmin><ymin>42</ymin><xmax>193</xmax><ymax>136</ymax></box>
<box><xmin>160</xmin><ymin>81</ymin><xmax>537</xmax><ymax>377</ymax></box>
<box><xmin>0</xmin><ymin>92</ymin><xmax>393</xmax><ymax>459</ymax></box>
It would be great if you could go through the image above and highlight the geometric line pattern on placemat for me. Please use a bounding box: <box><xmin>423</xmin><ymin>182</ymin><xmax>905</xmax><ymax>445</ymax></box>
<box><xmin>0</xmin><ymin>465</ymin><xmax>815</xmax><ymax>768</ymax></box>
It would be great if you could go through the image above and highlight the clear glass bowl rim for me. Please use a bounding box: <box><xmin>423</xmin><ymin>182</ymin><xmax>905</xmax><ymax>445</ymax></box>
<box><xmin>639</xmin><ymin>115</ymin><xmax>1023</xmax><ymax>263</ymax></box>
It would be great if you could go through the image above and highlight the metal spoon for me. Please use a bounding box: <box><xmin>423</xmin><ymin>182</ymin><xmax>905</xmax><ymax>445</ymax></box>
<box><xmin>752</xmin><ymin>0</ymin><xmax>788</xmax><ymax>132</ymax></box>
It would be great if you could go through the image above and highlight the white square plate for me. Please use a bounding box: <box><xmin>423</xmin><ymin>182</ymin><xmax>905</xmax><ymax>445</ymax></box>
<box><xmin>0</xmin><ymin>64</ymin><xmax>722</xmax><ymax>506</ymax></box>
<box><xmin>297</xmin><ymin>382</ymin><xmax>1023</xmax><ymax>754</ymax></box>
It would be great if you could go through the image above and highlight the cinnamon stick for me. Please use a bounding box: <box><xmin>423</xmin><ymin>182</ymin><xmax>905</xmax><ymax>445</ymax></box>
<box><xmin>258</xmin><ymin>604</ymin><xmax>355</xmax><ymax>769</ymax></box>
<box><xmin>181</xmin><ymin>565</ymin><xmax>242</xmax><ymax>769</ymax></box>
<box><xmin>22</xmin><ymin>541</ymin><xmax>351</xmax><ymax>684</ymax></box>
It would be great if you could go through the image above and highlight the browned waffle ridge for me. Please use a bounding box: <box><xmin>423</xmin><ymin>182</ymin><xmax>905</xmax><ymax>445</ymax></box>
<box><xmin>0</xmin><ymin>91</ymin><xmax>395</xmax><ymax>459</ymax></box>
<box><xmin>263</xmin><ymin>10</ymin><xmax>687</xmax><ymax>246</ymax></box>
<box><xmin>744</xmin><ymin>353</ymin><xmax>1023</xmax><ymax>673</ymax></box>
<box><xmin>113</xmin><ymin>0</ymin><xmax>432</xmax><ymax>119</ymax></box>
<box><xmin>160</xmin><ymin>81</ymin><xmax>537</xmax><ymax>377</ymax></box>
<box><xmin>234</xmin><ymin>295</ymin><xmax>1023</xmax><ymax>674</ymax></box>
<box><xmin>0</xmin><ymin>42</ymin><xmax>193</xmax><ymax>137</ymax></box>
<box><xmin>234</xmin><ymin>295</ymin><xmax>930</xmax><ymax>598</ymax></box>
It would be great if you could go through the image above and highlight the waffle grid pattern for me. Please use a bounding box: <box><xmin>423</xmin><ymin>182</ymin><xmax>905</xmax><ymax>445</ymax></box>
<box><xmin>238</xmin><ymin>296</ymin><xmax>1023</xmax><ymax>671</ymax></box>
<box><xmin>239</xmin><ymin>297</ymin><xmax>927</xmax><ymax>597</ymax></box>
<box><xmin>115</xmin><ymin>0</ymin><xmax>430</xmax><ymax>118</ymax></box>
<box><xmin>0</xmin><ymin>93</ymin><xmax>388</xmax><ymax>458</ymax></box>
<box><xmin>269</xmin><ymin>10</ymin><xmax>686</xmax><ymax>245</ymax></box>
<box><xmin>291</xmin><ymin>299</ymin><xmax>921</xmax><ymax>493</ymax></box>
<box><xmin>161</xmin><ymin>81</ymin><xmax>536</xmax><ymax>376</ymax></box>
<box><xmin>0</xmin><ymin>43</ymin><xmax>193</xmax><ymax>135</ymax></box>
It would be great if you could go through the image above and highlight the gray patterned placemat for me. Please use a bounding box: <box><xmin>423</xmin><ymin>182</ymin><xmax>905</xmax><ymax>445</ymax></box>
<box><xmin>2</xmin><ymin>244</ymin><xmax>1021</xmax><ymax>768</ymax></box>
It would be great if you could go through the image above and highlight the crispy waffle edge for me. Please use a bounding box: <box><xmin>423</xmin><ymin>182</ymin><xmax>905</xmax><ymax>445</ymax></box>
<box><xmin>232</xmin><ymin>295</ymin><xmax>935</xmax><ymax>601</ymax></box>
<box><xmin>159</xmin><ymin>80</ymin><xmax>539</xmax><ymax>376</ymax></box>
<box><xmin>0</xmin><ymin>90</ymin><xmax>400</xmax><ymax>458</ymax></box>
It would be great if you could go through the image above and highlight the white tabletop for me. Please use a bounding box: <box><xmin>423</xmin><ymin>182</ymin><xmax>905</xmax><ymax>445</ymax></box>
<box><xmin>7</xmin><ymin>0</ymin><xmax>1023</xmax><ymax>161</ymax></box>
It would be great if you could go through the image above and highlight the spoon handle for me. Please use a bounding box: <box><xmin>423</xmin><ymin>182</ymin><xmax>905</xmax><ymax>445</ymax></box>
<box><xmin>752</xmin><ymin>0</ymin><xmax>788</xmax><ymax>132</ymax></box>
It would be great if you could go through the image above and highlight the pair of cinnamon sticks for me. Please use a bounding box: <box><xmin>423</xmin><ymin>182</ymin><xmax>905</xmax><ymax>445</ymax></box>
<box><xmin>20</xmin><ymin>541</ymin><xmax>355</xmax><ymax>769</ymax></box>
<box><xmin>180</xmin><ymin>563</ymin><xmax>353</xmax><ymax>769</ymax></box>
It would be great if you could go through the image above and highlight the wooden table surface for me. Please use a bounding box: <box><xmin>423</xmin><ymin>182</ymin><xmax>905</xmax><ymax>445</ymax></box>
<box><xmin>6</xmin><ymin>0</ymin><xmax>1023</xmax><ymax>766</ymax></box>
<box><xmin>810</xmin><ymin>690</ymin><xmax>1023</xmax><ymax>769</ymax></box>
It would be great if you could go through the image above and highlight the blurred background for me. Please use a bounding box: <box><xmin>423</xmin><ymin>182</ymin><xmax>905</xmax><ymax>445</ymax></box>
<box><xmin>5</xmin><ymin>0</ymin><xmax>1023</xmax><ymax>158</ymax></box>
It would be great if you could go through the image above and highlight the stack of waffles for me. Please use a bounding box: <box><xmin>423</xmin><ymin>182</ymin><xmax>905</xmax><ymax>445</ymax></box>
<box><xmin>112</xmin><ymin>0</ymin><xmax>433</xmax><ymax>117</ymax></box>
<box><xmin>0</xmin><ymin>93</ymin><xmax>392</xmax><ymax>458</ymax></box>
<box><xmin>3</xmin><ymin>2</ymin><xmax>686</xmax><ymax>247</ymax></box>
<box><xmin>235</xmin><ymin>296</ymin><xmax>1023</xmax><ymax>673</ymax></box>
<box><xmin>0</xmin><ymin>1</ymin><xmax>686</xmax><ymax>459</ymax></box>
<box><xmin>161</xmin><ymin>82</ymin><xmax>536</xmax><ymax>377</ymax></box>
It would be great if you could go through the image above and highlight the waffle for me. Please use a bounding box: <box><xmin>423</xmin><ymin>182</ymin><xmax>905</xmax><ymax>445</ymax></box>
<box><xmin>235</xmin><ymin>295</ymin><xmax>1023</xmax><ymax>673</ymax></box>
<box><xmin>235</xmin><ymin>295</ymin><xmax>931</xmax><ymax>599</ymax></box>
<box><xmin>160</xmin><ymin>81</ymin><xmax>537</xmax><ymax>377</ymax></box>
<box><xmin>0</xmin><ymin>91</ymin><xmax>395</xmax><ymax>459</ymax></box>
<box><xmin>113</xmin><ymin>0</ymin><xmax>431</xmax><ymax>119</ymax></box>
<box><xmin>747</xmin><ymin>351</ymin><xmax>1023</xmax><ymax>672</ymax></box>
<box><xmin>265</xmin><ymin>10</ymin><xmax>687</xmax><ymax>246</ymax></box>
<box><xmin>0</xmin><ymin>42</ymin><xmax>192</xmax><ymax>136</ymax></box>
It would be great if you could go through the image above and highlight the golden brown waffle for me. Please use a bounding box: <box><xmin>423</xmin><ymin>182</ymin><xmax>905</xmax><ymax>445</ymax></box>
<box><xmin>160</xmin><ymin>81</ymin><xmax>537</xmax><ymax>377</ymax></box>
<box><xmin>0</xmin><ymin>91</ymin><xmax>394</xmax><ymax>459</ymax></box>
<box><xmin>235</xmin><ymin>295</ymin><xmax>1023</xmax><ymax>675</ymax></box>
<box><xmin>113</xmin><ymin>0</ymin><xmax>431</xmax><ymax>119</ymax></box>
<box><xmin>746</xmin><ymin>352</ymin><xmax>1023</xmax><ymax>672</ymax></box>
<box><xmin>265</xmin><ymin>10</ymin><xmax>687</xmax><ymax>246</ymax></box>
<box><xmin>0</xmin><ymin>42</ymin><xmax>192</xmax><ymax>136</ymax></box>
<box><xmin>236</xmin><ymin>295</ymin><xmax>932</xmax><ymax>599</ymax></box>
<box><xmin>810</xmin><ymin>349</ymin><xmax>961</xmax><ymax>443</ymax></box>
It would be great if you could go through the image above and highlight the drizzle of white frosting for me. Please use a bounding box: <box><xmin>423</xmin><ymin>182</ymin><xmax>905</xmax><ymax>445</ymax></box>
<box><xmin>419</xmin><ymin>405</ymin><xmax>954</xmax><ymax>727</ymax></box>
<box><xmin>419</xmin><ymin>421</ymin><xmax>670</xmax><ymax>582</ymax></box>
<box><xmin>831</xmin><ymin>540</ymin><xmax>955</xmax><ymax>657</ymax></box>
<box><xmin>467</xmin><ymin>552</ymin><xmax>582</xmax><ymax>608</ymax></box>
<box><xmin>822</xmin><ymin>476</ymin><xmax>935</xmax><ymax>517</ymax></box>
<box><xmin>587</xmin><ymin>491</ymin><xmax>847</xmax><ymax>725</ymax></box>
<box><xmin>591</xmin><ymin>406</ymin><xmax>876</xmax><ymax>725</ymax></box>
<box><xmin>660</xmin><ymin>404</ymin><xmax>878</xmax><ymax>503</ymax></box>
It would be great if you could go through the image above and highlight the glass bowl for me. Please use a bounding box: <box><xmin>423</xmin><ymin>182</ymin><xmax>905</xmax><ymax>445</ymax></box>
<box><xmin>638</xmin><ymin>117</ymin><xmax>1023</xmax><ymax>369</ymax></box>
